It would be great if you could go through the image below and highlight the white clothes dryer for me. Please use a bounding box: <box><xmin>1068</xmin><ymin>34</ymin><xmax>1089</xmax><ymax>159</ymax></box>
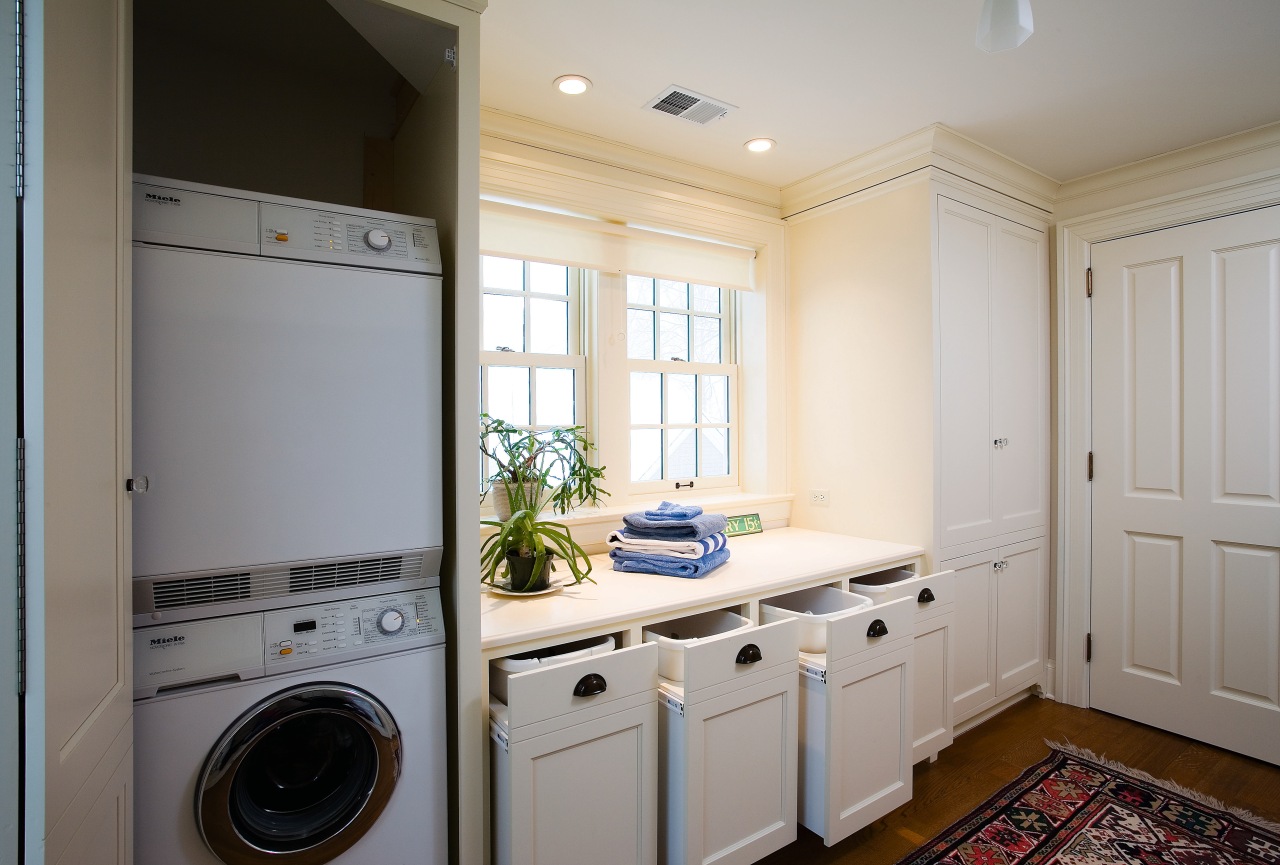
<box><xmin>134</xmin><ymin>587</ymin><xmax>446</xmax><ymax>865</ymax></box>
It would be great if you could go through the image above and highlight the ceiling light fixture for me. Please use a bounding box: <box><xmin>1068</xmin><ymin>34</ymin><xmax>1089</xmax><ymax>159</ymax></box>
<box><xmin>554</xmin><ymin>75</ymin><xmax>591</xmax><ymax>95</ymax></box>
<box><xmin>745</xmin><ymin>138</ymin><xmax>775</xmax><ymax>153</ymax></box>
<box><xmin>975</xmin><ymin>0</ymin><xmax>1034</xmax><ymax>53</ymax></box>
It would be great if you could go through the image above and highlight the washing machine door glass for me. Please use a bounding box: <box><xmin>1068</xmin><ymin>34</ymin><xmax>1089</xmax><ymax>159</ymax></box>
<box><xmin>197</xmin><ymin>683</ymin><xmax>402</xmax><ymax>865</ymax></box>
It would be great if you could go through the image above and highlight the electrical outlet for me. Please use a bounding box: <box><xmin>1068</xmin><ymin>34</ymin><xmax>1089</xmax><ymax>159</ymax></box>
<box><xmin>809</xmin><ymin>489</ymin><xmax>830</xmax><ymax>506</ymax></box>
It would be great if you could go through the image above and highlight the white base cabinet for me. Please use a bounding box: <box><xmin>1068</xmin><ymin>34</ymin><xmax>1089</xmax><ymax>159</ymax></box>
<box><xmin>793</xmin><ymin>596</ymin><xmax>915</xmax><ymax>847</ymax></box>
<box><xmin>656</xmin><ymin>618</ymin><xmax>799</xmax><ymax>865</ymax></box>
<box><xmin>946</xmin><ymin>537</ymin><xmax>1046</xmax><ymax>723</ymax></box>
<box><xmin>491</xmin><ymin>643</ymin><xmax>660</xmax><ymax>865</ymax></box>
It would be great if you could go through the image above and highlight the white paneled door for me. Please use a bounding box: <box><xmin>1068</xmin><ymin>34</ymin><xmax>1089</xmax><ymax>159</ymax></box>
<box><xmin>1090</xmin><ymin>205</ymin><xmax>1280</xmax><ymax>765</ymax></box>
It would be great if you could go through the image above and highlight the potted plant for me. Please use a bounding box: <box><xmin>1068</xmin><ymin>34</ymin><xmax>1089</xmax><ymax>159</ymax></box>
<box><xmin>480</xmin><ymin>413</ymin><xmax>609</xmax><ymax>519</ymax></box>
<box><xmin>480</xmin><ymin>481</ymin><xmax>595</xmax><ymax>592</ymax></box>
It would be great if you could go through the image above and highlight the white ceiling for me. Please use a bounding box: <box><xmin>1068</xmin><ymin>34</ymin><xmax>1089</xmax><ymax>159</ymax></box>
<box><xmin>479</xmin><ymin>0</ymin><xmax>1280</xmax><ymax>189</ymax></box>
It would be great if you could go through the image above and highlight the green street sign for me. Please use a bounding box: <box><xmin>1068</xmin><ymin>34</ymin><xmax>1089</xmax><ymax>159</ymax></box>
<box><xmin>725</xmin><ymin>513</ymin><xmax>763</xmax><ymax>537</ymax></box>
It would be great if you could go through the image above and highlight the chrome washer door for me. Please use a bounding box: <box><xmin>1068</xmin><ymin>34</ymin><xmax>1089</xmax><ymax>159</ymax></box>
<box><xmin>196</xmin><ymin>683</ymin><xmax>402</xmax><ymax>865</ymax></box>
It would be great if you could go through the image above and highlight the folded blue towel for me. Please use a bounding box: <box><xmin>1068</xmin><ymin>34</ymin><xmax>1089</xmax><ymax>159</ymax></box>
<box><xmin>610</xmin><ymin>546</ymin><xmax>731</xmax><ymax>578</ymax></box>
<box><xmin>606</xmin><ymin>530</ymin><xmax>727</xmax><ymax>559</ymax></box>
<box><xmin>635</xmin><ymin>501</ymin><xmax>704</xmax><ymax>521</ymax></box>
<box><xmin>622</xmin><ymin>510</ymin><xmax>727</xmax><ymax>541</ymax></box>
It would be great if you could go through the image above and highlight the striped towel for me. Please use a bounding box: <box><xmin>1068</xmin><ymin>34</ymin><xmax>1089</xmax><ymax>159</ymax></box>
<box><xmin>606</xmin><ymin>530</ymin><xmax>728</xmax><ymax>561</ymax></box>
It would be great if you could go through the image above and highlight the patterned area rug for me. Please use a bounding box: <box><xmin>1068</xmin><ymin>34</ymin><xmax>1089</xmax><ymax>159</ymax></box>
<box><xmin>899</xmin><ymin>743</ymin><xmax>1280</xmax><ymax>865</ymax></box>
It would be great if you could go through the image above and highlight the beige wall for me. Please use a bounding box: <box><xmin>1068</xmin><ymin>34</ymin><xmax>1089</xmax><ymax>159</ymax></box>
<box><xmin>786</xmin><ymin>181</ymin><xmax>936</xmax><ymax>551</ymax></box>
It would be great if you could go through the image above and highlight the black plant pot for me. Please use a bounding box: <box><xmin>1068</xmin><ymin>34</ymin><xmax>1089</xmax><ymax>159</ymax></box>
<box><xmin>505</xmin><ymin>551</ymin><xmax>553</xmax><ymax>592</ymax></box>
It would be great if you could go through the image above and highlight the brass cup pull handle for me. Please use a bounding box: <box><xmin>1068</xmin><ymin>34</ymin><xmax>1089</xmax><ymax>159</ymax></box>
<box><xmin>573</xmin><ymin>673</ymin><xmax>607</xmax><ymax>697</ymax></box>
<box><xmin>867</xmin><ymin>619</ymin><xmax>889</xmax><ymax>638</ymax></box>
<box><xmin>918</xmin><ymin>587</ymin><xmax>936</xmax><ymax>603</ymax></box>
<box><xmin>735</xmin><ymin>643</ymin><xmax>762</xmax><ymax>665</ymax></box>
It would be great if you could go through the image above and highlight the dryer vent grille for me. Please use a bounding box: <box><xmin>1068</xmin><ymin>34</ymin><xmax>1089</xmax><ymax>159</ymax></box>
<box><xmin>146</xmin><ymin>554</ymin><xmax>424</xmax><ymax>612</ymax></box>
<box><xmin>153</xmin><ymin>573</ymin><xmax>252</xmax><ymax>609</ymax></box>
<box><xmin>289</xmin><ymin>556</ymin><xmax>407</xmax><ymax>593</ymax></box>
<box><xmin>645</xmin><ymin>85</ymin><xmax>735</xmax><ymax>126</ymax></box>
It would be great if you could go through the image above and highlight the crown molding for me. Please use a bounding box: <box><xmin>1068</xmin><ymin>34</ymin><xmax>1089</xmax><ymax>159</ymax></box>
<box><xmin>1054</xmin><ymin>120</ymin><xmax>1280</xmax><ymax>214</ymax></box>
<box><xmin>780</xmin><ymin>123</ymin><xmax>1059</xmax><ymax>218</ymax></box>
<box><xmin>480</xmin><ymin>107</ymin><xmax>782</xmax><ymax>216</ymax></box>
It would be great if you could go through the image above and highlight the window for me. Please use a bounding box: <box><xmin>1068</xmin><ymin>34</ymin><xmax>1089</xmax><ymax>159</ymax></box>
<box><xmin>479</xmin><ymin>258</ymin><xmax>738</xmax><ymax>500</ymax></box>
<box><xmin>479</xmin><ymin>257</ymin><xmax>586</xmax><ymax>482</ymax></box>
<box><xmin>624</xmin><ymin>277</ymin><xmax>734</xmax><ymax>488</ymax></box>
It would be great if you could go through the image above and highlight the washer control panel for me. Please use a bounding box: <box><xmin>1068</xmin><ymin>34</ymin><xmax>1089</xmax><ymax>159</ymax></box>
<box><xmin>264</xmin><ymin>588</ymin><xmax>444</xmax><ymax>668</ymax></box>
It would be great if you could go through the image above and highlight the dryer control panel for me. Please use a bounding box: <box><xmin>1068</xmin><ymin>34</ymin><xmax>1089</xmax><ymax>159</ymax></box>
<box><xmin>265</xmin><ymin>588</ymin><xmax>445</xmax><ymax>668</ymax></box>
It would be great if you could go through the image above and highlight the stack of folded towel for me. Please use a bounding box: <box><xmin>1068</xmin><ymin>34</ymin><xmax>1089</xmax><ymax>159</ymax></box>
<box><xmin>608</xmin><ymin>501</ymin><xmax>730</xmax><ymax>578</ymax></box>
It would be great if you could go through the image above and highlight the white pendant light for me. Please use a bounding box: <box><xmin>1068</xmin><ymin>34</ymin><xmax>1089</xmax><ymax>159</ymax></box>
<box><xmin>975</xmin><ymin>0</ymin><xmax>1034</xmax><ymax>53</ymax></box>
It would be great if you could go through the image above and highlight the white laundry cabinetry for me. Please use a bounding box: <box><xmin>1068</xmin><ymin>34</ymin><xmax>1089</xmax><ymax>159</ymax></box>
<box><xmin>481</xmin><ymin>529</ymin><xmax>924</xmax><ymax>865</ymax></box>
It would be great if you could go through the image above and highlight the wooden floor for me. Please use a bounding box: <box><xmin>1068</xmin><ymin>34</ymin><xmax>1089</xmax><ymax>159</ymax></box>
<box><xmin>758</xmin><ymin>696</ymin><xmax>1280</xmax><ymax>865</ymax></box>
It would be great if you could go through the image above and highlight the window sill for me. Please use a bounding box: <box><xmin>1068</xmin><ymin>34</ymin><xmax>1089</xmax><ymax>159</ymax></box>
<box><xmin>480</xmin><ymin>491</ymin><xmax>794</xmax><ymax>555</ymax></box>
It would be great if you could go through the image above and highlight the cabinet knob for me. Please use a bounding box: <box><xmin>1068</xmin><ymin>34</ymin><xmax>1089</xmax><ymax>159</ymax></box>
<box><xmin>866</xmin><ymin>619</ymin><xmax>889</xmax><ymax>638</ymax></box>
<box><xmin>918</xmin><ymin>587</ymin><xmax>936</xmax><ymax>603</ymax></box>
<box><xmin>735</xmin><ymin>643</ymin><xmax>762</xmax><ymax>665</ymax></box>
<box><xmin>572</xmin><ymin>673</ymin><xmax>607</xmax><ymax>697</ymax></box>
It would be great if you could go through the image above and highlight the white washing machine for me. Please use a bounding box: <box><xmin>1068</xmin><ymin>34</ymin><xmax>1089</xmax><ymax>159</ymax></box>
<box><xmin>134</xmin><ymin>586</ymin><xmax>447</xmax><ymax>865</ymax></box>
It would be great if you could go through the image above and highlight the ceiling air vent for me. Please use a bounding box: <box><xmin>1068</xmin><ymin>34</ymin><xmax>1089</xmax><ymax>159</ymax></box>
<box><xmin>644</xmin><ymin>85</ymin><xmax>735</xmax><ymax>126</ymax></box>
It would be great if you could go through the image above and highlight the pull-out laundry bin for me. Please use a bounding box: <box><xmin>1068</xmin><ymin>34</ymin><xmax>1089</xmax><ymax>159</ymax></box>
<box><xmin>644</xmin><ymin>609</ymin><xmax>799</xmax><ymax>865</ymax></box>
<box><xmin>490</xmin><ymin>636</ymin><xmax>659</xmax><ymax>865</ymax></box>
<box><xmin>760</xmin><ymin>587</ymin><xmax>915</xmax><ymax>848</ymax></box>
<box><xmin>852</xmin><ymin>568</ymin><xmax>956</xmax><ymax>763</ymax></box>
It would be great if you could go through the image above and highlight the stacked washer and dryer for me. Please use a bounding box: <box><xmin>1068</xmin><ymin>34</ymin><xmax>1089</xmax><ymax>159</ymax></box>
<box><xmin>130</xmin><ymin>176</ymin><xmax>448</xmax><ymax>865</ymax></box>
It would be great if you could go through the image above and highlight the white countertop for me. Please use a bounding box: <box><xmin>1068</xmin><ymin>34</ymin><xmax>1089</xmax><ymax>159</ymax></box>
<box><xmin>480</xmin><ymin>527</ymin><xmax>923</xmax><ymax>652</ymax></box>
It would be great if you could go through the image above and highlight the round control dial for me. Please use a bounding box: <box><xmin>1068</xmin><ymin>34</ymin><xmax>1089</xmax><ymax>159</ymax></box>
<box><xmin>363</xmin><ymin>228</ymin><xmax>392</xmax><ymax>251</ymax></box>
<box><xmin>377</xmin><ymin>608</ymin><xmax>405</xmax><ymax>635</ymax></box>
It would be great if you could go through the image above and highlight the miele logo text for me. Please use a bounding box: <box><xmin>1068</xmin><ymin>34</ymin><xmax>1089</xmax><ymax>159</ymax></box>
<box><xmin>150</xmin><ymin>635</ymin><xmax>185</xmax><ymax>646</ymax></box>
<box><xmin>144</xmin><ymin>192</ymin><xmax>182</xmax><ymax>204</ymax></box>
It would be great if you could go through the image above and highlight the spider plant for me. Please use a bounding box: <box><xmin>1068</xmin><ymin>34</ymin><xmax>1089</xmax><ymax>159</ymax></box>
<box><xmin>480</xmin><ymin>480</ymin><xmax>595</xmax><ymax>591</ymax></box>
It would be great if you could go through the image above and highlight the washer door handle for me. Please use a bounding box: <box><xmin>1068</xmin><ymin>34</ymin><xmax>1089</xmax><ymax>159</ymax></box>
<box><xmin>573</xmin><ymin>673</ymin><xmax>607</xmax><ymax>697</ymax></box>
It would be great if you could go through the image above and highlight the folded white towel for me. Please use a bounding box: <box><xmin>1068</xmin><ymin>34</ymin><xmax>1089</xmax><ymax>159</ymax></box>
<box><xmin>606</xmin><ymin>530</ymin><xmax>728</xmax><ymax>560</ymax></box>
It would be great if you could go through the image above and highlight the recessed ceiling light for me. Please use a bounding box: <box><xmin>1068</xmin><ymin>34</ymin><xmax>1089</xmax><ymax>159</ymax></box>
<box><xmin>554</xmin><ymin>75</ymin><xmax>591</xmax><ymax>95</ymax></box>
<box><xmin>745</xmin><ymin>138</ymin><xmax>775</xmax><ymax>153</ymax></box>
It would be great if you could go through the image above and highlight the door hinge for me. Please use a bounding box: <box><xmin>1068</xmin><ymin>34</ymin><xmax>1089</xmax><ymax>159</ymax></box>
<box><xmin>1086</xmin><ymin>267</ymin><xmax>1092</xmax><ymax>298</ymax></box>
<box><xmin>1087</xmin><ymin>451</ymin><xmax>1094</xmax><ymax>481</ymax></box>
<box><xmin>444</xmin><ymin>46</ymin><xmax>457</xmax><ymax>69</ymax></box>
<box><xmin>15</xmin><ymin>438</ymin><xmax>26</xmax><ymax>695</ymax></box>
<box><xmin>14</xmin><ymin>0</ymin><xmax>25</xmax><ymax>197</ymax></box>
<box><xmin>1085</xmin><ymin>632</ymin><xmax>1092</xmax><ymax>663</ymax></box>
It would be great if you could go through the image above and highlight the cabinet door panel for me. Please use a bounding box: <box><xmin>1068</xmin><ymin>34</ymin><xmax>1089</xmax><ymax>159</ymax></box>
<box><xmin>824</xmin><ymin>647</ymin><xmax>913</xmax><ymax>846</ymax></box>
<box><xmin>502</xmin><ymin>703</ymin><xmax>657</xmax><ymax>865</ymax></box>
<box><xmin>991</xmin><ymin>222</ymin><xmax>1049</xmax><ymax>536</ymax></box>
<box><xmin>995</xmin><ymin>539</ymin><xmax>1046</xmax><ymax>695</ymax></box>
<box><xmin>912</xmin><ymin>619</ymin><xmax>954</xmax><ymax>762</ymax></box>
<box><xmin>948</xmin><ymin>550</ymin><xmax>998</xmax><ymax>718</ymax></box>
<box><xmin>675</xmin><ymin>674</ymin><xmax>798</xmax><ymax>865</ymax></box>
<box><xmin>938</xmin><ymin>197</ymin><xmax>997</xmax><ymax>548</ymax></box>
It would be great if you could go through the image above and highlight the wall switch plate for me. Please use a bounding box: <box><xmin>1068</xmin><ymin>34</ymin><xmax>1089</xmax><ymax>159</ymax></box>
<box><xmin>809</xmin><ymin>489</ymin><xmax>829</xmax><ymax>506</ymax></box>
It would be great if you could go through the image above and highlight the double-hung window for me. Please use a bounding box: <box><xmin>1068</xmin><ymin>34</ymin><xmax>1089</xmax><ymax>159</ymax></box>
<box><xmin>624</xmin><ymin>276</ymin><xmax>735</xmax><ymax>491</ymax></box>
<box><xmin>478</xmin><ymin>256</ymin><xmax>586</xmax><ymax>483</ymax></box>
<box><xmin>478</xmin><ymin>258</ymin><xmax>739</xmax><ymax>501</ymax></box>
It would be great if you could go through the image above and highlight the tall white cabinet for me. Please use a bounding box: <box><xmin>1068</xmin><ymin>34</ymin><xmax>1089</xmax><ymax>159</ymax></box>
<box><xmin>934</xmin><ymin>193</ymin><xmax>1049</xmax><ymax>724</ymax></box>
<box><xmin>788</xmin><ymin>174</ymin><xmax>1050</xmax><ymax>728</ymax></box>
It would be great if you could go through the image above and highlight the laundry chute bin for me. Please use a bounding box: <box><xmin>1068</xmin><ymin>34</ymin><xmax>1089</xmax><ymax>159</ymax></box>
<box><xmin>489</xmin><ymin>635</ymin><xmax>659</xmax><ymax>865</ymax></box>
<box><xmin>760</xmin><ymin>584</ymin><xmax>916</xmax><ymax>847</ymax></box>
<box><xmin>642</xmin><ymin>608</ymin><xmax>800</xmax><ymax>865</ymax></box>
<box><xmin>851</xmin><ymin>567</ymin><xmax>957</xmax><ymax>764</ymax></box>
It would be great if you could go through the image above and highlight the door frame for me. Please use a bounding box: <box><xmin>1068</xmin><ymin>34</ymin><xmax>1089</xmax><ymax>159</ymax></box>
<box><xmin>1054</xmin><ymin>169</ymin><xmax>1280</xmax><ymax>709</ymax></box>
